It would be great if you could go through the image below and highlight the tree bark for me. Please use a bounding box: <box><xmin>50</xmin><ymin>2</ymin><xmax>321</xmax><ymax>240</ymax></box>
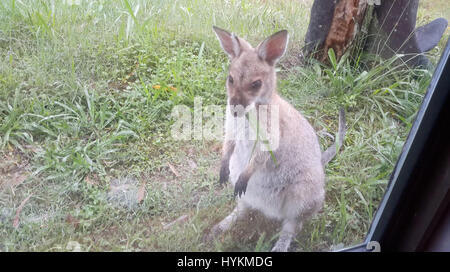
<box><xmin>304</xmin><ymin>0</ymin><xmax>448</xmax><ymax>68</ymax></box>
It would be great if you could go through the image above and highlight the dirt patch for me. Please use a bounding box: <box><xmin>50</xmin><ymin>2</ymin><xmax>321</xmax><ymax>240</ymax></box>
<box><xmin>0</xmin><ymin>149</ymin><xmax>32</xmax><ymax>192</ymax></box>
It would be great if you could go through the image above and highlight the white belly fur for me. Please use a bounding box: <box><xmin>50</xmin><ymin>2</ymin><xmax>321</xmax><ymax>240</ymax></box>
<box><xmin>226</xmin><ymin>105</ymin><xmax>288</xmax><ymax>220</ymax></box>
<box><xmin>229</xmin><ymin>139</ymin><xmax>286</xmax><ymax>220</ymax></box>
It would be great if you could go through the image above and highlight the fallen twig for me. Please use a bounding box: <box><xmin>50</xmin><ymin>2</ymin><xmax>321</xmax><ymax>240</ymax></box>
<box><xmin>168</xmin><ymin>162</ymin><xmax>180</xmax><ymax>177</ymax></box>
<box><xmin>163</xmin><ymin>214</ymin><xmax>188</xmax><ymax>230</ymax></box>
<box><xmin>13</xmin><ymin>194</ymin><xmax>33</xmax><ymax>229</ymax></box>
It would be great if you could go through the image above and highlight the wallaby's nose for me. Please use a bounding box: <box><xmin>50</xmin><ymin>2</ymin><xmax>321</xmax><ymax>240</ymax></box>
<box><xmin>229</xmin><ymin>97</ymin><xmax>246</xmax><ymax>117</ymax></box>
<box><xmin>229</xmin><ymin>97</ymin><xmax>240</xmax><ymax>106</ymax></box>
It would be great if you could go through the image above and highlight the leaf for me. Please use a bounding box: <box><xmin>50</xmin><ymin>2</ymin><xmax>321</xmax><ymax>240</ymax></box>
<box><xmin>354</xmin><ymin>70</ymin><xmax>368</xmax><ymax>82</ymax></box>
<box><xmin>10</xmin><ymin>171</ymin><xmax>28</xmax><ymax>188</ymax></box>
<box><xmin>13</xmin><ymin>194</ymin><xmax>32</xmax><ymax>229</ymax></box>
<box><xmin>137</xmin><ymin>180</ymin><xmax>146</xmax><ymax>203</ymax></box>
<box><xmin>328</xmin><ymin>48</ymin><xmax>337</xmax><ymax>71</ymax></box>
<box><xmin>168</xmin><ymin>162</ymin><xmax>180</xmax><ymax>177</ymax></box>
<box><xmin>65</xmin><ymin>214</ymin><xmax>80</xmax><ymax>229</ymax></box>
<box><xmin>85</xmin><ymin>174</ymin><xmax>96</xmax><ymax>185</ymax></box>
<box><xmin>198</xmin><ymin>42</ymin><xmax>205</xmax><ymax>60</ymax></box>
<box><xmin>163</xmin><ymin>214</ymin><xmax>188</xmax><ymax>230</ymax></box>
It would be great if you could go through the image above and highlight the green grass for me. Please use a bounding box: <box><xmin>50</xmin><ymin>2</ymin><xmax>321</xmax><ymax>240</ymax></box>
<box><xmin>0</xmin><ymin>0</ymin><xmax>448</xmax><ymax>251</ymax></box>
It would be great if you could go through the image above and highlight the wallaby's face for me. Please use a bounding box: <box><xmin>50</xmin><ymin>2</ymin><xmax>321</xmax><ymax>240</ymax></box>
<box><xmin>227</xmin><ymin>52</ymin><xmax>271</xmax><ymax>110</ymax></box>
<box><xmin>213</xmin><ymin>27</ymin><xmax>288</xmax><ymax>115</ymax></box>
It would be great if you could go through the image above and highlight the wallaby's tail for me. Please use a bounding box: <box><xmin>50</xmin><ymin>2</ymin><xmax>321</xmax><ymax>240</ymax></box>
<box><xmin>321</xmin><ymin>108</ymin><xmax>346</xmax><ymax>166</ymax></box>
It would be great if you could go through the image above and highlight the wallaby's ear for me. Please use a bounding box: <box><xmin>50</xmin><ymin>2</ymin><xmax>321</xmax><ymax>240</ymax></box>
<box><xmin>213</xmin><ymin>26</ymin><xmax>241</xmax><ymax>58</ymax></box>
<box><xmin>257</xmin><ymin>30</ymin><xmax>289</xmax><ymax>65</ymax></box>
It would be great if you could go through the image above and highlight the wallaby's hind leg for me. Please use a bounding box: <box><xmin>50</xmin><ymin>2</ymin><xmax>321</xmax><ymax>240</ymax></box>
<box><xmin>271</xmin><ymin>219</ymin><xmax>301</xmax><ymax>252</ymax></box>
<box><xmin>207</xmin><ymin>201</ymin><xmax>248</xmax><ymax>241</ymax></box>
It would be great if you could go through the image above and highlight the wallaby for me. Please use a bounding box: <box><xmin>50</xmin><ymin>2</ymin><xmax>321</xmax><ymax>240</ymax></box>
<box><xmin>209</xmin><ymin>26</ymin><xmax>346</xmax><ymax>252</ymax></box>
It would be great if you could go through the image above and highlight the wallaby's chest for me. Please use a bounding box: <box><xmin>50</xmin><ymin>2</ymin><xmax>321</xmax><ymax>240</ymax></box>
<box><xmin>230</xmin><ymin>139</ymin><xmax>254</xmax><ymax>172</ymax></box>
<box><xmin>228</xmin><ymin>140</ymin><xmax>255</xmax><ymax>186</ymax></box>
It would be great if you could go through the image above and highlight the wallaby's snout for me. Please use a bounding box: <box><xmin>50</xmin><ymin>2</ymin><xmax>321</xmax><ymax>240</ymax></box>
<box><xmin>213</xmin><ymin>26</ymin><xmax>289</xmax><ymax>116</ymax></box>
<box><xmin>229</xmin><ymin>97</ymin><xmax>246</xmax><ymax>117</ymax></box>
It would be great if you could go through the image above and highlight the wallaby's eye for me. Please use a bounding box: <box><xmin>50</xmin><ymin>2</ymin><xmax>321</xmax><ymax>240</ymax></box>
<box><xmin>228</xmin><ymin>75</ymin><xmax>234</xmax><ymax>85</ymax></box>
<box><xmin>251</xmin><ymin>80</ymin><xmax>262</xmax><ymax>90</ymax></box>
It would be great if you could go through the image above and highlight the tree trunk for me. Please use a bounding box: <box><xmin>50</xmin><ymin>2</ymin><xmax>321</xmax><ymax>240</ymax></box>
<box><xmin>304</xmin><ymin>0</ymin><xmax>448</xmax><ymax>68</ymax></box>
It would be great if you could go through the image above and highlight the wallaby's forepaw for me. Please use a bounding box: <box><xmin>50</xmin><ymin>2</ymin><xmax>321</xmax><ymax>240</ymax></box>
<box><xmin>234</xmin><ymin>176</ymin><xmax>248</xmax><ymax>198</ymax></box>
<box><xmin>219</xmin><ymin>164</ymin><xmax>230</xmax><ymax>185</ymax></box>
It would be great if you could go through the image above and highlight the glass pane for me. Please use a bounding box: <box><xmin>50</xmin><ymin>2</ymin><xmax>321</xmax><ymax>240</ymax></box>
<box><xmin>0</xmin><ymin>0</ymin><xmax>448</xmax><ymax>252</ymax></box>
